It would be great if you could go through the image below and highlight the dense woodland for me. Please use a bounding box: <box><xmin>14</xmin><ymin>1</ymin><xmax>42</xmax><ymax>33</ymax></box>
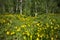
<box><xmin>0</xmin><ymin>0</ymin><xmax>60</xmax><ymax>16</ymax></box>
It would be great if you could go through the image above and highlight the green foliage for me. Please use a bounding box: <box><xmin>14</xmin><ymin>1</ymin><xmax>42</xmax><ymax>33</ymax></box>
<box><xmin>0</xmin><ymin>14</ymin><xmax>60</xmax><ymax>40</ymax></box>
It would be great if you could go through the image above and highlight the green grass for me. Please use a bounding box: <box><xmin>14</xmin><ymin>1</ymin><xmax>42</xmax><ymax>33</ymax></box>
<box><xmin>0</xmin><ymin>13</ymin><xmax>60</xmax><ymax>40</ymax></box>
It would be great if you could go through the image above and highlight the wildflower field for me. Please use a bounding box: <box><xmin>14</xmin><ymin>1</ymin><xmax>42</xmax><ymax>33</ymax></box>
<box><xmin>0</xmin><ymin>14</ymin><xmax>60</xmax><ymax>40</ymax></box>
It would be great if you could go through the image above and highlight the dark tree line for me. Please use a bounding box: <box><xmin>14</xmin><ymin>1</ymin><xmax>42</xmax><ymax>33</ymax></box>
<box><xmin>0</xmin><ymin>0</ymin><xmax>60</xmax><ymax>15</ymax></box>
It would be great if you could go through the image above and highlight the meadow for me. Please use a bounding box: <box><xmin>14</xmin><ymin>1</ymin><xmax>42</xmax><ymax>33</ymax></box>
<box><xmin>0</xmin><ymin>14</ymin><xmax>60</xmax><ymax>40</ymax></box>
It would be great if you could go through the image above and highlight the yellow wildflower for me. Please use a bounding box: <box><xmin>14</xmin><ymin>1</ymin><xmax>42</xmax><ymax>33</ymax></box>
<box><xmin>40</xmin><ymin>28</ymin><xmax>42</xmax><ymax>30</ymax></box>
<box><xmin>56</xmin><ymin>35</ymin><xmax>58</xmax><ymax>38</ymax></box>
<box><xmin>51</xmin><ymin>26</ymin><xmax>53</xmax><ymax>29</ymax></box>
<box><xmin>28</xmin><ymin>24</ymin><xmax>30</xmax><ymax>27</ymax></box>
<box><xmin>46</xmin><ymin>23</ymin><xmax>49</xmax><ymax>27</ymax></box>
<box><xmin>26</xmin><ymin>31</ymin><xmax>30</xmax><ymax>36</ymax></box>
<box><xmin>40</xmin><ymin>34</ymin><xmax>44</xmax><ymax>38</ymax></box>
<box><xmin>37</xmin><ymin>23</ymin><xmax>40</xmax><ymax>26</ymax></box>
<box><xmin>21</xmin><ymin>25</ymin><xmax>26</xmax><ymax>28</ymax></box>
<box><xmin>27</xmin><ymin>32</ymin><xmax>30</xmax><ymax>36</ymax></box>
<box><xmin>51</xmin><ymin>22</ymin><xmax>53</xmax><ymax>24</ymax></box>
<box><xmin>7</xmin><ymin>23</ymin><xmax>10</xmax><ymax>25</ymax></box>
<box><xmin>37</xmin><ymin>34</ymin><xmax>40</xmax><ymax>37</ymax></box>
<box><xmin>30</xmin><ymin>35</ymin><xmax>32</xmax><ymax>38</ymax></box>
<box><xmin>23</xmin><ymin>36</ymin><xmax>26</xmax><ymax>39</ymax></box>
<box><xmin>51</xmin><ymin>37</ymin><xmax>54</xmax><ymax>40</ymax></box>
<box><xmin>17</xmin><ymin>28</ymin><xmax>21</xmax><ymax>31</ymax></box>
<box><xmin>36</xmin><ymin>33</ymin><xmax>40</xmax><ymax>37</ymax></box>
<box><xmin>36</xmin><ymin>38</ymin><xmax>39</xmax><ymax>40</ymax></box>
<box><xmin>6</xmin><ymin>31</ymin><xmax>10</xmax><ymax>35</ymax></box>
<box><xmin>23</xmin><ymin>32</ymin><xmax>26</xmax><ymax>35</ymax></box>
<box><xmin>30</xmin><ymin>35</ymin><xmax>32</xmax><ymax>40</ymax></box>
<box><xmin>11</xmin><ymin>32</ymin><xmax>15</xmax><ymax>35</ymax></box>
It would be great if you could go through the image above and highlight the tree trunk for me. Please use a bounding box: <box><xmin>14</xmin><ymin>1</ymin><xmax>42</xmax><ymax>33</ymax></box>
<box><xmin>2</xmin><ymin>5</ymin><xmax>5</xmax><ymax>13</ymax></box>
<box><xmin>16</xmin><ymin>0</ymin><xmax>18</xmax><ymax>13</ymax></box>
<box><xmin>19</xmin><ymin>0</ymin><xmax>22</xmax><ymax>15</ymax></box>
<box><xmin>35</xmin><ymin>2</ymin><xmax>38</xmax><ymax>16</ymax></box>
<box><xmin>46</xmin><ymin>3</ymin><xmax>48</xmax><ymax>13</ymax></box>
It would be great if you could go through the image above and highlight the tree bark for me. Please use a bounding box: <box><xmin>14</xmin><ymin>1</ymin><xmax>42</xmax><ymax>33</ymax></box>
<box><xmin>19</xmin><ymin>0</ymin><xmax>22</xmax><ymax>15</ymax></box>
